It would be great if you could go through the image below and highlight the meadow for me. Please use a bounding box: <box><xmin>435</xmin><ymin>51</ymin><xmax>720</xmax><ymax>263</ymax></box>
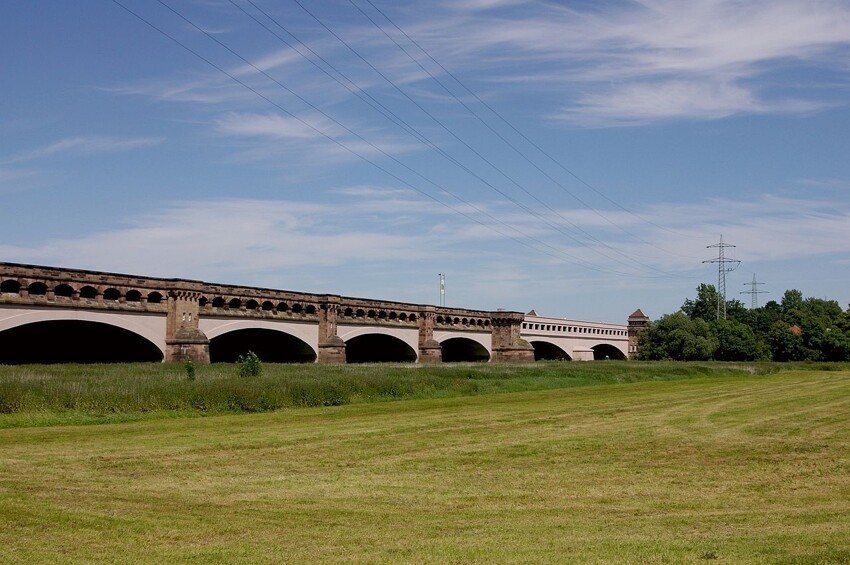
<box><xmin>0</xmin><ymin>363</ymin><xmax>848</xmax><ymax>563</ymax></box>
<box><xmin>0</xmin><ymin>360</ymin><xmax>786</xmax><ymax>428</ymax></box>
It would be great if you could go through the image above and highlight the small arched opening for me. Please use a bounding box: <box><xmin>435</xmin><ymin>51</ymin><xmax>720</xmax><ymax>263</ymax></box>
<box><xmin>103</xmin><ymin>288</ymin><xmax>121</xmax><ymax>301</ymax></box>
<box><xmin>147</xmin><ymin>291</ymin><xmax>163</xmax><ymax>304</ymax></box>
<box><xmin>209</xmin><ymin>329</ymin><xmax>316</xmax><ymax>363</ymax></box>
<box><xmin>531</xmin><ymin>341</ymin><xmax>571</xmax><ymax>361</ymax></box>
<box><xmin>78</xmin><ymin>286</ymin><xmax>97</xmax><ymax>299</ymax></box>
<box><xmin>592</xmin><ymin>344</ymin><xmax>626</xmax><ymax>360</ymax></box>
<box><xmin>28</xmin><ymin>282</ymin><xmax>48</xmax><ymax>296</ymax></box>
<box><xmin>1</xmin><ymin>280</ymin><xmax>22</xmax><ymax>294</ymax></box>
<box><xmin>54</xmin><ymin>284</ymin><xmax>74</xmax><ymax>298</ymax></box>
<box><xmin>0</xmin><ymin>320</ymin><xmax>163</xmax><ymax>364</ymax></box>
<box><xmin>345</xmin><ymin>334</ymin><xmax>417</xmax><ymax>363</ymax></box>
<box><xmin>441</xmin><ymin>337</ymin><xmax>490</xmax><ymax>362</ymax></box>
<box><xmin>125</xmin><ymin>289</ymin><xmax>142</xmax><ymax>303</ymax></box>
<box><xmin>212</xmin><ymin>297</ymin><xmax>225</xmax><ymax>308</ymax></box>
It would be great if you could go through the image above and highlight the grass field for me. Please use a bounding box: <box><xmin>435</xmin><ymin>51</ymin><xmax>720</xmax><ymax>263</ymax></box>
<box><xmin>0</xmin><ymin>366</ymin><xmax>848</xmax><ymax>563</ymax></box>
<box><xmin>0</xmin><ymin>361</ymin><xmax>788</xmax><ymax>428</ymax></box>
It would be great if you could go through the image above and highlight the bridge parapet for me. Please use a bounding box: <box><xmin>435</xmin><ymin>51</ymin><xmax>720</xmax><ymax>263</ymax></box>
<box><xmin>0</xmin><ymin>263</ymin><xmax>170</xmax><ymax>312</ymax></box>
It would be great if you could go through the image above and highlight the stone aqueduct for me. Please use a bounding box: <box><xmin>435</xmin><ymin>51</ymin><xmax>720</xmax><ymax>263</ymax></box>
<box><xmin>0</xmin><ymin>262</ymin><xmax>641</xmax><ymax>364</ymax></box>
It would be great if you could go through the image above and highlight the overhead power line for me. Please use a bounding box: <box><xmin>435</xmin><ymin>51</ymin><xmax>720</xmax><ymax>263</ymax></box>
<box><xmin>281</xmin><ymin>0</ymin><xmax>683</xmax><ymax>276</ymax></box>
<box><xmin>233</xmin><ymin>0</ymin><xmax>643</xmax><ymax>274</ymax></box>
<box><xmin>109</xmin><ymin>0</ymin><xmax>646</xmax><ymax>277</ymax></box>
<box><xmin>353</xmin><ymin>0</ymin><xmax>704</xmax><ymax>249</ymax></box>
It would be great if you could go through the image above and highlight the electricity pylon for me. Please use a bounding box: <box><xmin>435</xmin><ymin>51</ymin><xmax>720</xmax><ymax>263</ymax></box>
<box><xmin>703</xmin><ymin>235</ymin><xmax>741</xmax><ymax>320</ymax></box>
<box><xmin>741</xmin><ymin>273</ymin><xmax>768</xmax><ymax>309</ymax></box>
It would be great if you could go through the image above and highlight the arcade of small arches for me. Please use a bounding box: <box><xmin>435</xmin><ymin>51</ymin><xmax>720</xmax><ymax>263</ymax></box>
<box><xmin>1</xmin><ymin>279</ymin><xmax>166</xmax><ymax>305</ymax></box>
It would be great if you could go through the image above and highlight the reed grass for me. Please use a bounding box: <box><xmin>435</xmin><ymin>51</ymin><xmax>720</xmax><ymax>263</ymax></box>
<box><xmin>0</xmin><ymin>360</ymin><xmax>795</xmax><ymax>428</ymax></box>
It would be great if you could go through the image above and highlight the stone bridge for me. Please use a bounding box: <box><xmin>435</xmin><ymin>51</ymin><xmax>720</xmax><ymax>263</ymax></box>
<box><xmin>0</xmin><ymin>262</ymin><xmax>638</xmax><ymax>364</ymax></box>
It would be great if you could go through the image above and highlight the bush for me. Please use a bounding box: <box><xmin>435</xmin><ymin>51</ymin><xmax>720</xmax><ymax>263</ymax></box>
<box><xmin>184</xmin><ymin>359</ymin><xmax>196</xmax><ymax>381</ymax></box>
<box><xmin>237</xmin><ymin>351</ymin><xmax>262</xmax><ymax>378</ymax></box>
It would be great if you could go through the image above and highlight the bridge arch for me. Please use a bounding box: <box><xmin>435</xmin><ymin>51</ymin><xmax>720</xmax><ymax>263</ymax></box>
<box><xmin>591</xmin><ymin>343</ymin><xmax>627</xmax><ymax>360</ymax></box>
<box><xmin>208</xmin><ymin>328</ymin><xmax>316</xmax><ymax>363</ymax></box>
<box><xmin>0</xmin><ymin>308</ymin><xmax>166</xmax><ymax>359</ymax></box>
<box><xmin>529</xmin><ymin>340</ymin><xmax>571</xmax><ymax>361</ymax></box>
<box><xmin>440</xmin><ymin>337</ymin><xmax>490</xmax><ymax>362</ymax></box>
<box><xmin>344</xmin><ymin>333</ymin><xmax>417</xmax><ymax>363</ymax></box>
<box><xmin>0</xmin><ymin>310</ymin><xmax>165</xmax><ymax>363</ymax></box>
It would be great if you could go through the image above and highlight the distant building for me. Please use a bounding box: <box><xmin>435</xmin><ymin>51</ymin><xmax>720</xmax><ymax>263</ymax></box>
<box><xmin>627</xmin><ymin>309</ymin><xmax>650</xmax><ymax>358</ymax></box>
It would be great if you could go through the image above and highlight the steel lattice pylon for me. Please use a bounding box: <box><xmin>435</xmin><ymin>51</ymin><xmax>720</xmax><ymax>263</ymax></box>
<box><xmin>703</xmin><ymin>235</ymin><xmax>741</xmax><ymax>319</ymax></box>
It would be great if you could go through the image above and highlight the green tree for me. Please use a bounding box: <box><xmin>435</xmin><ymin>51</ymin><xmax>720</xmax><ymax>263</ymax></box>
<box><xmin>768</xmin><ymin>322</ymin><xmax>806</xmax><ymax>362</ymax></box>
<box><xmin>681</xmin><ymin>283</ymin><xmax>747</xmax><ymax>323</ymax></box>
<box><xmin>712</xmin><ymin>319</ymin><xmax>769</xmax><ymax>361</ymax></box>
<box><xmin>639</xmin><ymin>312</ymin><xmax>718</xmax><ymax>361</ymax></box>
<box><xmin>682</xmin><ymin>284</ymin><xmax>719</xmax><ymax>321</ymax></box>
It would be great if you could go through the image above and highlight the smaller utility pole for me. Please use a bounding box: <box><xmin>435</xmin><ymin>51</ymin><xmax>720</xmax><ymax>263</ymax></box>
<box><xmin>702</xmin><ymin>235</ymin><xmax>741</xmax><ymax>320</ymax></box>
<box><xmin>438</xmin><ymin>273</ymin><xmax>445</xmax><ymax>306</ymax></box>
<box><xmin>741</xmin><ymin>273</ymin><xmax>768</xmax><ymax>309</ymax></box>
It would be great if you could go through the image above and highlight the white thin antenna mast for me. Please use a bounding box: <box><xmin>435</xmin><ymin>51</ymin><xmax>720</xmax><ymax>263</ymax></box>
<box><xmin>438</xmin><ymin>273</ymin><xmax>445</xmax><ymax>306</ymax></box>
<box><xmin>702</xmin><ymin>235</ymin><xmax>741</xmax><ymax>319</ymax></box>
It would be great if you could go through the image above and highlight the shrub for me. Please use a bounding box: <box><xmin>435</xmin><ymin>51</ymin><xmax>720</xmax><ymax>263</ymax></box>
<box><xmin>237</xmin><ymin>351</ymin><xmax>262</xmax><ymax>378</ymax></box>
<box><xmin>184</xmin><ymin>358</ymin><xmax>196</xmax><ymax>381</ymax></box>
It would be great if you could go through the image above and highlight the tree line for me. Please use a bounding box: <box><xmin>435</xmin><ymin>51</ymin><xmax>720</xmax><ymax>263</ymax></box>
<box><xmin>638</xmin><ymin>284</ymin><xmax>850</xmax><ymax>361</ymax></box>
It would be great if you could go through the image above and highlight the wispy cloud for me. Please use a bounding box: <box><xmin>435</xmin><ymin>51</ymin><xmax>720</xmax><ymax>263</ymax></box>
<box><xmin>2</xmin><ymin>191</ymin><xmax>848</xmax><ymax>301</ymax></box>
<box><xmin>213</xmin><ymin>111</ymin><xmax>422</xmax><ymax>163</ymax></box>
<box><xmin>407</xmin><ymin>0</ymin><xmax>850</xmax><ymax>125</ymax></box>
<box><xmin>1</xmin><ymin>177</ymin><xmax>847</xmax><ymax>321</ymax></box>
<box><xmin>2</xmin><ymin>136</ymin><xmax>164</xmax><ymax>165</ymax></box>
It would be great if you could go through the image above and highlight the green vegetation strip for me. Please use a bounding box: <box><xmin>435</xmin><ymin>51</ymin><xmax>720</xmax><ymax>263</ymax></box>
<box><xmin>0</xmin><ymin>370</ymin><xmax>847</xmax><ymax>563</ymax></box>
<box><xmin>0</xmin><ymin>361</ymin><xmax>790</xmax><ymax>428</ymax></box>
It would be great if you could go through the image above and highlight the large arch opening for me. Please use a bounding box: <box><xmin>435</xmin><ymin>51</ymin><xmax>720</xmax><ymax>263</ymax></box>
<box><xmin>345</xmin><ymin>334</ymin><xmax>416</xmax><ymax>363</ymax></box>
<box><xmin>209</xmin><ymin>328</ymin><xmax>316</xmax><ymax>363</ymax></box>
<box><xmin>592</xmin><ymin>343</ymin><xmax>626</xmax><ymax>360</ymax></box>
<box><xmin>441</xmin><ymin>337</ymin><xmax>490</xmax><ymax>362</ymax></box>
<box><xmin>531</xmin><ymin>341</ymin><xmax>571</xmax><ymax>361</ymax></box>
<box><xmin>0</xmin><ymin>320</ymin><xmax>163</xmax><ymax>364</ymax></box>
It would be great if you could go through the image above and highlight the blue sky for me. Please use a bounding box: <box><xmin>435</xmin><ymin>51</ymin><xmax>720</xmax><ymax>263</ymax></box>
<box><xmin>2</xmin><ymin>0</ymin><xmax>850</xmax><ymax>323</ymax></box>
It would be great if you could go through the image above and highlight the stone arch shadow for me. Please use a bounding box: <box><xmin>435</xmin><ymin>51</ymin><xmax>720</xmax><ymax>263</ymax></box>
<box><xmin>344</xmin><ymin>333</ymin><xmax>417</xmax><ymax>363</ymax></box>
<box><xmin>530</xmin><ymin>340</ymin><xmax>572</xmax><ymax>361</ymax></box>
<box><xmin>439</xmin><ymin>337</ymin><xmax>491</xmax><ymax>362</ymax></box>
<box><xmin>0</xmin><ymin>319</ymin><xmax>163</xmax><ymax>364</ymax></box>
<box><xmin>591</xmin><ymin>343</ymin><xmax>627</xmax><ymax>360</ymax></box>
<box><xmin>208</xmin><ymin>328</ymin><xmax>317</xmax><ymax>363</ymax></box>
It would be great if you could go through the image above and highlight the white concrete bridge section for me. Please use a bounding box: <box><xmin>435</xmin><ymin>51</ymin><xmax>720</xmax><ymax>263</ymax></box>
<box><xmin>521</xmin><ymin>312</ymin><xmax>629</xmax><ymax>360</ymax></box>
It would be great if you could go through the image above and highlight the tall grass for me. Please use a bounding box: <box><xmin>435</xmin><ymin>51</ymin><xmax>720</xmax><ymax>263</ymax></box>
<box><xmin>0</xmin><ymin>361</ymin><xmax>785</xmax><ymax>427</ymax></box>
